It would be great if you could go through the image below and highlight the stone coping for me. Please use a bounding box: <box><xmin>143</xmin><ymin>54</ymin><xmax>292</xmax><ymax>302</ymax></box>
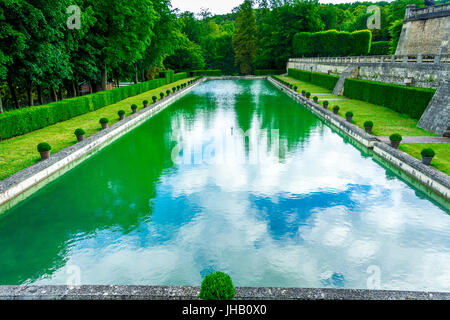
<box><xmin>206</xmin><ymin>76</ymin><xmax>268</xmax><ymax>80</ymax></box>
<box><xmin>268</xmin><ymin>76</ymin><xmax>450</xmax><ymax>202</ymax></box>
<box><xmin>0</xmin><ymin>285</ymin><xmax>449</xmax><ymax>300</ymax></box>
<box><xmin>0</xmin><ymin>78</ymin><xmax>206</xmax><ymax>212</ymax></box>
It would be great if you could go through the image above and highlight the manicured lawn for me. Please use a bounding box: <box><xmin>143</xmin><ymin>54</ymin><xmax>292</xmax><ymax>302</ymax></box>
<box><xmin>278</xmin><ymin>76</ymin><xmax>437</xmax><ymax>137</ymax></box>
<box><xmin>399</xmin><ymin>144</ymin><xmax>450</xmax><ymax>175</ymax></box>
<box><xmin>0</xmin><ymin>78</ymin><xmax>193</xmax><ymax>181</ymax></box>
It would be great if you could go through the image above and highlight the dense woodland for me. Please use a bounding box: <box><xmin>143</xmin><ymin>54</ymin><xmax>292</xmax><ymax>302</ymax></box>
<box><xmin>0</xmin><ymin>0</ymin><xmax>446</xmax><ymax>112</ymax></box>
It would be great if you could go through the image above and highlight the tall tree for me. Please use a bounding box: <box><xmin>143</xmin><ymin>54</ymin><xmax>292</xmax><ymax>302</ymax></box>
<box><xmin>232</xmin><ymin>0</ymin><xmax>257</xmax><ymax>75</ymax></box>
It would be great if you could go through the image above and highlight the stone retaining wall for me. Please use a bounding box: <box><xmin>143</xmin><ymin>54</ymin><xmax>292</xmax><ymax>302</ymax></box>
<box><xmin>0</xmin><ymin>285</ymin><xmax>449</xmax><ymax>300</ymax></box>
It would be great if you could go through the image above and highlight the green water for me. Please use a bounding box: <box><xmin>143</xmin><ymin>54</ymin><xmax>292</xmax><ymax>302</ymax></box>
<box><xmin>0</xmin><ymin>80</ymin><xmax>449</xmax><ymax>291</ymax></box>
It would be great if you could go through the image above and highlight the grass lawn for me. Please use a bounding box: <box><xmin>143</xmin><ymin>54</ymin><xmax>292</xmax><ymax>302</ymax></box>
<box><xmin>278</xmin><ymin>76</ymin><xmax>437</xmax><ymax>137</ymax></box>
<box><xmin>399</xmin><ymin>144</ymin><xmax>449</xmax><ymax>175</ymax></box>
<box><xmin>0</xmin><ymin>78</ymin><xmax>194</xmax><ymax>181</ymax></box>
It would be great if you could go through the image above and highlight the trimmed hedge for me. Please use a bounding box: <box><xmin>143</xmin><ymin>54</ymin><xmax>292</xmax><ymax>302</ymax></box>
<box><xmin>254</xmin><ymin>69</ymin><xmax>285</xmax><ymax>76</ymax></box>
<box><xmin>293</xmin><ymin>29</ymin><xmax>372</xmax><ymax>57</ymax></box>
<box><xmin>191</xmin><ymin>70</ymin><xmax>222</xmax><ymax>76</ymax></box>
<box><xmin>174</xmin><ymin>72</ymin><xmax>187</xmax><ymax>82</ymax></box>
<box><xmin>343</xmin><ymin>78</ymin><xmax>436</xmax><ymax>119</ymax></box>
<box><xmin>369</xmin><ymin>41</ymin><xmax>390</xmax><ymax>55</ymax></box>
<box><xmin>288</xmin><ymin>68</ymin><xmax>339</xmax><ymax>91</ymax></box>
<box><xmin>0</xmin><ymin>74</ymin><xmax>186</xmax><ymax>139</ymax></box>
<box><xmin>160</xmin><ymin>70</ymin><xmax>175</xmax><ymax>83</ymax></box>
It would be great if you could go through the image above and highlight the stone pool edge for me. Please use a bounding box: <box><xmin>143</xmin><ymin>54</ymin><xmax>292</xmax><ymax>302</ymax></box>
<box><xmin>0</xmin><ymin>78</ymin><xmax>206</xmax><ymax>213</ymax></box>
<box><xmin>0</xmin><ymin>285</ymin><xmax>449</xmax><ymax>300</ymax></box>
<box><xmin>267</xmin><ymin>76</ymin><xmax>450</xmax><ymax>202</ymax></box>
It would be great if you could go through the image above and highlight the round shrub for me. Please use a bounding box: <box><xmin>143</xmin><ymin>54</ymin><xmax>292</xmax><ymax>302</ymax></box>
<box><xmin>333</xmin><ymin>105</ymin><xmax>340</xmax><ymax>111</ymax></box>
<box><xmin>118</xmin><ymin>110</ymin><xmax>125</xmax><ymax>116</ymax></box>
<box><xmin>172</xmin><ymin>87</ymin><xmax>176</xmax><ymax>93</ymax></box>
<box><xmin>302</xmin><ymin>90</ymin><xmax>306</xmax><ymax>95</ymax></box>
<box><xmin>323</xmin><ymin>100</ymin><xmax>329</xmax><ymax>107</ymax></box>
<box><xmin>198</xmin><ymin>272</ymin><xmax>235</xmax><ymax>300</ymax></box>
<box><xmin>160</xmin><ymin>92</ymin><xmax>164</xmax><ymax>98</ymax></box>
<box><xmin>166</xmin><ymin>89</ymin><xmax>171</xmax><ymax>95</ymax></box>
<box><xmin>389</xmin><ymin>133</ymin><xmax>402</xmax><ymax>142</ymax></box>
<box><xmin>364</xmin><ymin>120</ymin><xmax>373</xmax><ymax>128</ymax></box>
<box><xmin>313</xmin><ymin>96</ymin><xmax>318</xmax><ymax>101</ymax></box>
<box><xmin>293</xmin><ymin>86</ymin><xmax>298</xmax><ymax>91</ymax></box>
<box><xmin>37</xmin><ymin>142</ymin><xmax>51</xmax><ymax>152</ymax></box>
<box><xmin>152</xmin><ymin>96</ymin><xmax>157</xmax><ymax>102</ymax></box>
<box><xmin>177</xmin><ymin>85</ymin><xmax>181</xmax><ymax>90</ymax></box>
<box><xmin>306</xmin><ymin>92</ymin><xmax>311</xmax><ymax>98</ymax></box>
<box><xmin>345</xmin><ymin>111</ymin><xmax>353</xmax><ymax>118</ymax></box>
<box><xmin>421</xmin><ymin>148</ymin><xmax>435</xmax><ymax>157</ymax></box>
<box><xmin>99</xmin><ymin>118</ymin><xmax>109</xmax><ymax>124</ymax></box>
<box><xmin>74</xmin><ymin>128</ymin><xmax>85</xmax><ymax>136</ymax></box>
<box><xmin>143</xmin><ymin>100</ymin><xmax>148</xmax><ymax>105</ymax></box>
<box><xmin>131</xmin><ymin>104</ymin><xmax>138</xmax><ymax>110</ymax></box>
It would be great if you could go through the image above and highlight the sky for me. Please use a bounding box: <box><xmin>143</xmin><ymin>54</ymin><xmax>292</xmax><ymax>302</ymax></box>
<box><xmin>170</xmin><ymin>0</ymin><xmax>391</xmax><ymax>15</ymax></box>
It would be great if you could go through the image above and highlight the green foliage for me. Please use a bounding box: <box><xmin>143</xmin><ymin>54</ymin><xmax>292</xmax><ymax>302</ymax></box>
<box><xmin>191</xmin><ymin>70</ymin><xmax>222</xmax><ymax>76</ymax></box>
<box><xmin>166</xmin><ymin>89</ymin><xmax>171</xmax><ymax>95</ymax></box>
<box><xmin>198</xmin><ymin>272</ymin><xmax>236</xmax><ymax>300</ymax></box>
<box><xmin>74</xmin><ymin>128</ymin><xmax>86</xmax><ymax>136</ymax></box>
<box><xmin>364</xmin><ymin>120</ymin><xmax>374</xmax><ymax>128</ymax></box>
<box><xmin>306</xmin><ymin>92</ymin><xmax>311</xmax><ymax>98</ymax></box>
<box><xmin>293</xmin><ymin>30</ymin><xmax>372</xmax><ymax>57</ymax></box>
<box><xmin>288</xmin><ymin>69</ymin><xmax>339</xmax><ymax>91</ymax></box>
<box><xmin>345</xmin><ymin>111</ymin><xmax>354</xmax><ymax>118</ymax></box>
<box><xmin>99</xmin><ymin>117</ymin><xmax>109</xmax><ymax>124</ymax></box>
<box><xmin>254</xmin><ymin>70</ymin><xmax>285</xmax><ymax>76</ymax></box>
<box><xmin>37</xmin><ymin>142</ymin><xmax>51</xmax><ymax>152</ymax></box>
<box><xmin>343</xmin><ymin>78</ymin><xmax>436</xmax><ymax>119</ymax></box>
<box><xmin>313</xmin><ymin>96</ymin><xmax>318</xmax><ymax>101</ymax></box>
<box><xmin>143</xmin><ymin>100</ymin><xmax>148</xmax><ymax>105</ymax></box>
<box><xmin>389</xmin><ymin>19</ymin><xmax>404</xmax><ymax>54</ymax></box>
<box><xmin>118</xmin><ymin>110</ymin><xmax>125</xmax><ymax>115</ymax></box>
<box><xmin>421</xmin><ymin>148</ymin><xmax>435</xmax><ymax>157</ymax></box>
<box><xmin>333</xmin><ymin>105</ymin><xmax>340</xmax><ymax>111</ymax></box>
<box><xmin>232</xmin><ymin>0</ymin><xmax>257</xmax><ymax>75</ymax></box>
<box><xmin>323</xmin><ymin>100</ymin><xmax>329</xmax><ymax>107</ymax></box>
<box><xmin>164</xmin><ymin>37</ymin><xmax>205</xmax><ymax>71</ymax></box>
<box><xmin>152</xmin><ymin>96</ymin><xmax>157</xmax><ymax>101</ymax></box>
<box><xmin>370</xmin><ymin>41</ymin><xmax>391</xmax><ymax>55</ymax></box>
<box><xmin>131</xmin><ymin>104</ymin><xmax>138</xmax><ymax>110</ymax></box>
<box><xmin>159</xmin><ymin>92</ymin><xmax>164</xmax><ymax>98</ymax></box>
<box><xmin>389</xmin><ymin>133</ymin><xmax>402</xmax><ymax>142</ymax></box>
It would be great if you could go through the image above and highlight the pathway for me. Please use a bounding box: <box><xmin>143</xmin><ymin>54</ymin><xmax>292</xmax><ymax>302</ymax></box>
<box><xmin>377</xmin><ymin>136</ymin><xmax>450</xmax><ymax>143</ymax></box>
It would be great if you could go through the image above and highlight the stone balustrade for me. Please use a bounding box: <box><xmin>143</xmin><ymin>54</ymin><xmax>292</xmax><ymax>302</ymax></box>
<box><xmin>288</xmin><ymin>53</ymin><xmax>450</xmax><ymax>65</ymax></box>
<box><xmin>405</xmin><ymin>3</ymin><xmax>450</xmax><ymax>22</ymax></box>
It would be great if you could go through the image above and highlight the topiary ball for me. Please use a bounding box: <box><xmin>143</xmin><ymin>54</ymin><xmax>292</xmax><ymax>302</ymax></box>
<box><xmin>74</xmin><ymin>128</ymin><xmax>85</xmax><ymax>136</ymax></box>
<box><xmin>198</xmin><ymin>271</ymin><xmax>236</xmax><ymax>300</ymax></box>
<box><xmin>421</xmin><ymin>148</ymin><xmax>435</xmax><ymax>157</ymax></box>
<box><xmin>37</xmin><ymin>142</ymin><xmax>51</xmax><ymax>152</ymax></box>
<box><xmin>99</xmin><ymin>117</ymin><xmax>109</xmax><ymax>124</ymax></box>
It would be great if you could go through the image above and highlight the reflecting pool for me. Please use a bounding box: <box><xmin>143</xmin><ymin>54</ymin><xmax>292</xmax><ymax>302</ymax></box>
<box><xmin>0</xmin><ymin>80</ymin><xmax>449</xmax><ymax>291</ymax></box>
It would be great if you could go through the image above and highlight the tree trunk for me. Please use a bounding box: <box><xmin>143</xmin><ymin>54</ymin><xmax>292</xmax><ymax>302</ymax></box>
<box><xmin>7</xmin><ymin>73</ymin><xmax>19</xmax><ymax>109</ymax></box>
<box><xmin>134</xmin><ymin>64</ymin><xmax>139</xmax><ymax>84</ymax></box>
<box><xmin>57</xmin><ymin>86</ymin><xmax>63</xmax><ymax>101</ymax></box>
<box><xmin>72</xmin><ymin>81</ymin><xmax>77</xmax><ymax>97</ymax></box>
<box><xmin>51</xmin><ymin>88</ymin><xmax>58</xmax><ymax>102</ymax></box>
<box><xmin>26</xmin><ymin>83</ymin><xmax>34</xmax><ymax>106</ymax></box>
<box><xmin>0</xmin><ymin>93</ymin><xmax>3</xmax><ymax>113</ymax></box>
<box><xmin>75</xmin><ymin>81</ymin><xmax>80</xmax><ymax>97</ymax></box>
<box><xmin>101</xmin><ymin>65</ymin><xmax>107</xmax><ymax>91</ymax></box>
<box><xmin>37</xmin><ymin>85</ymin><xmax>44</xmax><ymax>105</ymax></box>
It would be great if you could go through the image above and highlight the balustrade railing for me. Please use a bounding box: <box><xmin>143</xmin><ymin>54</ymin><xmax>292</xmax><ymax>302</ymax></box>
<box><xmin>288</xmin><ymin>54</ymin><xmax>450</xmax><ymax>65</ymax></box>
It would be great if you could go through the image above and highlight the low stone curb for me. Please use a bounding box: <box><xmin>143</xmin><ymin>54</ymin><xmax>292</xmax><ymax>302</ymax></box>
<box><xmin>0</xmin><ymin>78</ymin><xmax>206</xmax><ymax>213</ymax></box>
<box><xmin>0</xmin><ymin>285</ymin><xmax>449</xmax><ymax>300</ymax></box>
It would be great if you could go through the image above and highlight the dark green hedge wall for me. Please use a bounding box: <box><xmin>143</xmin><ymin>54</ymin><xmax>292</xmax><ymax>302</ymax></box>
<box><xmin>369</xmin><ymin>41</ymin><xmax>390</xmax><ymax>55</ymax></box>
<box><xmin>254</xmin><ymin>69</ymin><xmax>285</xmax><ymax>75</ymax></box>
<box><xmin>174</xmin><ymin>72</ymin><xmax>187</xmax><ymax>81</ymax></box>
<box><xmin>0</xmin><ymin>76</ymin><xmax>184</xmax><ymax>140</ymax></box>
<box><xmin>190</xmin><ymin>70</ymin><xmax>222</xmax><ymax>76</ymax></box>
<box><xmin>343</xmin><ymin>78</ymin><xmax>436</xmax><ymax>119</ymax></box>
<box><xmin>288</xmin><ymin>69</ymin><xmax>339</xmax><ymax>91</ymax></box>
<box><xmin>293</xmin><ymin>30</ymin><xmax>372</xmax><ymax>57</ymax></box>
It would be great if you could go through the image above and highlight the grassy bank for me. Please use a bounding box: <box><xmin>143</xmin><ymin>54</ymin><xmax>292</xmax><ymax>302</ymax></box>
<box><xmin>0</xmin><ymin>78</ymin><xmax>193</xmax><ymax>181</ymax></box>
<box><xmin>399</xmin><ymin>144</ymin><xmax>449</xmax><ymax>175</ymax></box>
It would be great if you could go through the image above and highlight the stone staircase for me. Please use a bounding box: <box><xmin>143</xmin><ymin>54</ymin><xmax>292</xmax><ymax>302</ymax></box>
<box><xmin>332</xmin><ymin>66</ymin><xmax>358</xmax><ymax>96</ymax></box>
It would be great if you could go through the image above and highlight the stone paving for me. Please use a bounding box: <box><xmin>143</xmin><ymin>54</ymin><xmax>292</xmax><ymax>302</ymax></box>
<box><xmin>377</xmin><ymin>136</ymin><xmax>450</xmax><ymax>143</ymax></box>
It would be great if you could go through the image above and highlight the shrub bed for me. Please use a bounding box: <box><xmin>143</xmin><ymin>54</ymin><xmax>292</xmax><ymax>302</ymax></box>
<box><xmin>254</xmin><ymin>69</ymin><xmax>285</xmax><ymax>76</ymax></box>
<box><xmin>343</xmin><ymin>78</ymin><xmax>436</xmax><ymax>119</ymax></box>
<box><xmin>288</xmin><ymin>69</ymin><xmax>339</xmax><ymax>91</ymax></box>
<box><xmin>190</xmin><ymin>70</ymin><xmax>222</xmax><ymax>76</ymax></box>
<box><xmin>369</xmin><ymin>41</ymin><xmax>390</xmax><ymax>55</ymax></box>
<box><xmin>0</xmin><ymin>75</ymin><xmax>187</xmax><ymax>140</ymax></box>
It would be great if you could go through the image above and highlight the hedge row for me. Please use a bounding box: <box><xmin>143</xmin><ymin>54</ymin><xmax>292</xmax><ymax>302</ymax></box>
<box><xmin>254</xmin><ymin>69</ymin><xmax>285</xmax><ymax>76</ymax></box>
<box><xmin>369</xmin><ymin>41</ymin><xmax>390</xmax><ymax>55</ymax></box>
<box><xmin>0</xmin><ymin>75</ymin><xmax>187</xmax><ymax>140</ymax></box>
<box><xmin>287</xmin><ymin>68</ymin><xmax>339</xmax><ymax>91</ymax></box>
<box><xmin>190</xmin><ymin>70</ymin><xmax>222</xmax><ymax>76</ymax></box>
<box><xmin>174</xmin><ymin>72</ymin><xmax>187</xmax><ymax>82</ymax></box>
<box><xmin>293</xmin><ymin>30</ymin><xmax>372</xmax><ymax>57</ymax></box>
<box><xmin>160</xmin><ymin>70</ymin><xmax>175</xmax><ymax>83</ymax></box>
<box><xmin>343</xmin><ymin>78</ymin><xmax>436</xmax><ymax>119</ymax></box>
